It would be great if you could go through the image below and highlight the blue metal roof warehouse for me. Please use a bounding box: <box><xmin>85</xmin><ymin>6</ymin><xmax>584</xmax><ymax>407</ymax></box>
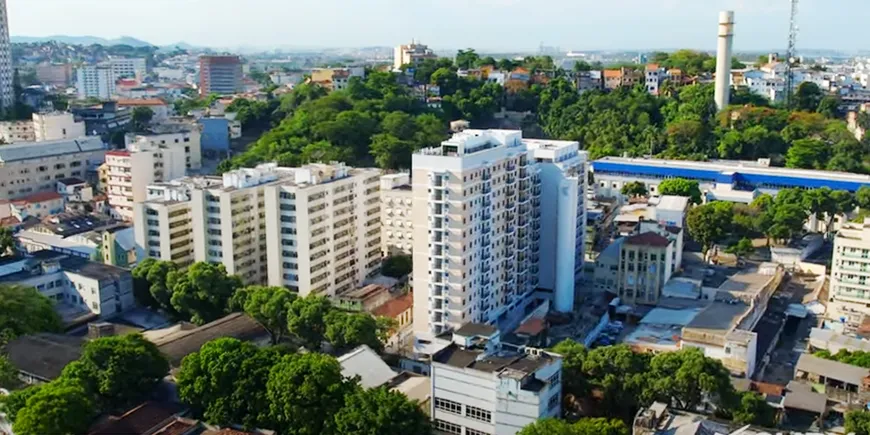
<box><xmin>592</xmin><ymin>157</ymin><xmax>870</xmax><ymax>193</ymax></box>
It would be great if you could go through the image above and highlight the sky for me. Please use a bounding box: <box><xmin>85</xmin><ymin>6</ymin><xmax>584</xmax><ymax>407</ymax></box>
<box><xmin>7</xmin><ymin>0</ymin><xmax>867</xmax><ymax>52</ymax></box>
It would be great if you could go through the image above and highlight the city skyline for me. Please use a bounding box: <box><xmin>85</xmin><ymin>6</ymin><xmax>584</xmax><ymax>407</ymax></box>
<box><xmin>8</xmin><ymin>0</ymin><xmax>868</xmax><ymax>52</ymax></box>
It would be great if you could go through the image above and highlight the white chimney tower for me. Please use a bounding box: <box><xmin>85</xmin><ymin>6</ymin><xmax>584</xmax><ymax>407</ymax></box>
<box><xmin>714</xmin><ymin>10</ymin><xmax>735</xmax><ymax>111</ymax></box>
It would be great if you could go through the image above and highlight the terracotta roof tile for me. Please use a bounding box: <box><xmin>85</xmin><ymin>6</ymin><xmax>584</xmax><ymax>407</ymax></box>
<box><xmin>625</xmin><ymin>232</ymin><xmax>670</xmax><ymax>247</ymax></box>
<box><xmin>12</xmin><ymin>191</ymin><xmax>63</xmax><ymax>204</ymax></box>
<box><xmin>116</xmin><ymin>98</ymin><xmax>167</xmax><ymax>107</ymax></box>
<box><xmin>372</xmin><ymin>292</ymin><xmax>413</xmax><ymax>318</ymax></box>
<box><xmin>515</xmin><ymin>317</ymin><xmax>546</xmax><ymax>336</ymax></box>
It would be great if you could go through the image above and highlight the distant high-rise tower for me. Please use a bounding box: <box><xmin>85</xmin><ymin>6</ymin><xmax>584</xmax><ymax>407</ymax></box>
<box><xmin>0</xmin><ymin>0</ymin><xmax>14</xmax><ymax>109</ymax></box>
<box><xmin>199</xmin><ymin>55</ymin><xmax>242</xmax><ymax>97</ymax></box>
<box><xmin>714</xmin><ymin>10</ymin><xmax>735</xmax><ymax>111</ymax></box>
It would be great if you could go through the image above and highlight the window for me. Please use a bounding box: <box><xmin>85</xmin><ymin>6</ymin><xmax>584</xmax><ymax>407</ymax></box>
<box><xmin>548</xmin><ymin>392</ymin><xmax>560</xmax><ymax>411</ymax></box>
<box><xmin>434</xmin><ymin>398</ymin><xmax>462</xmax><ymax>415</ymax></box>
<box><xmin>433</xmin><ymin>420</ymin><xmax>461</xmax><ymax>435</ymax></box>
<box><xmin>466</xmin><ymin>405</ymin><xmax>491</xmax><ymax>423</ymax></box>
<box><xmin>466</xmin><ymin>429</ymin><xmax>489</xmax><ymax>435</ymax></box>
<box><xmin>547</xmin><ymin>371</ymin><xmax>561</xmax><ymax>387</ymax></box>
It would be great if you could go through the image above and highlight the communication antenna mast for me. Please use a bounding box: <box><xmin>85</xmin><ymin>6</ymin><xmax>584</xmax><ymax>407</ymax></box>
<box><xmin>785</xmin><ymin>0</ymin><xmax>799</xmax><ymax>107</ymax></box>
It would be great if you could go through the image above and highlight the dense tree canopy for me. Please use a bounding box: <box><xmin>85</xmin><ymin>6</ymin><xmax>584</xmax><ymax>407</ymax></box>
<box><xmin>657</xmin><ymin>178</ymin><xmax>702</xmax><ymax>204</ymax></box>
<box><xmin>381</xmin><ymin>254</ymin><xmax>412</xmax><ymax>278</ymax></box>
<box><xmin>333</xmin><ymin>386</ymin><xmax>430</xmax><ymax>435</ymax></box>
<box><xmin>12</xmin><ymin>382</ymin><xmax>94</xmax><ymax>435</ymax></box>
<box><xmin>0</xmin><ymin>284</ymin><xmax>62</xmax><ymax>342</ymax></box>
<box><xmin>847</xmin><ymin>410</ymin><xmax>870</xmax><ymax>435</ymax></box>
<box><xmin>518</xmin><ymin>417</ymin><xmax>629</xmax><ymax>435</ymax></box>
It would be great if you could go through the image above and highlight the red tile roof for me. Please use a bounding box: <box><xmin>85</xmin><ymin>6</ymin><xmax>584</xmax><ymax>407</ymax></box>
<box><xmin>12</xmin><ymin>191</ymin><xmax>63</xmax><ymax>204</ymax></box>
<box><xmin>603</xmin><ymin>69</ymin><xmax>623</xmax><ymax>78</ymax></box>
<box><xmin>106</xmin><ymin>150</ymin><xmax>131</xmax><ymax>157</ymax></box>
<box><xmin>372</xmin><ymin>292</ymin><xmax>413</xmax><ymax>318</ymax></box>
<box><xmin>625</xmin><ymin>232</ymin><xmax>670</xmax><ymax>247</ymax></box>
<box><xmin>515</xmin><ymin>317</ymin><xmax>546</xmax><ymax>336</ymax></box>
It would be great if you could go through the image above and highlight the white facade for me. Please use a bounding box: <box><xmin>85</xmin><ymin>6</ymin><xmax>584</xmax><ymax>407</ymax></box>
<box><xmin>109</xmin><ymin>58</ymin><xmax>147</xmax><ymax>79</ymax></box>
<box><xmin>77</xmin><ymin>66</ymin><xmax>115</xmax><ymax>99</ymax></box>
<box><xmin>431</xmin><ymin>329</ymin><xmax>563</xmax><ymax>435</ymax></box>
<box><xmin>105</xmin><ymin>146</ymin><xmax>186</xmax><ymax>222</ymax></box>
<box><xmin>525</xmin><ymin>139</ymin><xmax>587</xmax><ymax>313</ymax></box>
<box><xmin>32</xmin><ymin>112</ymin><xmax>86</xmax><ymax>142</ymax></box>
<box><xmin>381</xmin><ymin>173</ymin><xmax>414</xmax><ymax>256</ymax></box>
<box><xmin>412</xmin><ymin>130</ymin><xmax>543</xmax><ymax>335</ymax></box>
<box><xmin>125</xmin><ymin>124</ymin><xmax>202</xmax><ymax>171</ymax></box>
<box><xmin>714</xmin><ymin>11</ymin><xmax>735</xmax><ymax>110</ymax></box>
<box><xmin>829</xmin><ymin>218</ymin><xmax>870</xmax><ymax>320</ymax></box>
<box><xmin>0</xmin><ymin>0</ymin><xmax>12</xmax><ymax>109</ymax></box>
<box><xmin>645</xmin><ymin>65</ymin><xmax>664</xmax><ymax>95</ymax></box>
<box><xmin>394</xmin><ymin>40</ymin><xmax>436</xmax><ymax>70</ymax></box>
<box><xmin>134</xmin><ymin>163</ymin><xmax>383</xmax><ymax>292</ymax></box>
<box><xmin>0</xmin><ymin>137</ymin><xmax>106</xmax><ymax>201</ymax></box>
<box><xmin>0</xmin><ymin>121</ymin><xmax>35</xmax><ymax>143</ymax></box>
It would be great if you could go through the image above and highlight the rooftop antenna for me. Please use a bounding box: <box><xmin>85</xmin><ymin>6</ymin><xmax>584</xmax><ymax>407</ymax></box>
<box><xmin>785</xmin><ymin>0</ymin><xmax>799</xmax><ymax>108</ymax></box>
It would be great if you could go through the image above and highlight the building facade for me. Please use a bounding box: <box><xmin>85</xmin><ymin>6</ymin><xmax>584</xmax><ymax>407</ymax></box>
<box><xmin>381</xmin><ymin>173</ymin><xmax>413</xmax><ymax>256</ymax></box>
<box><xmin>0</xmin><ymin>0</ymin><xmax>11</xmax><ymax>109</ymax></box>
<box><xmin>199</xmin><ymin>55</ymin><xmax>242</xmax><ymax>97</ymax></box>
<box><xmin>0</xmin><ymin>137</ymin><xmax>106</xmax><ymax>201</ymax></box>
<box><xmin>109</xmin><ymin>57</ymin><xmax>147</xmax><ymax>79</ymax></box>
<box><xmin>104</xmin><ymin>140</ymin><xmax>187</xmax><ymax>221</ymax></box>
<box><xmin>431</xmin><ymin>325</ymin><xmax>563</xmax><ymax>435</ymax></box>
<box><xmin>525</xmin><ymin>139</ymin><xmax>587</xmax><ymax>313</ymax></box>
<box><xmin>412</xmin><ymin>130</ymin><xmax>542</xmax><ymax>334</ymax></box>
<box><xmin>615</xmin><ymin>232</ymin><xmax>677</xmax><ymax>306</ymax></box>
<box><xmin>36</xmin><ymin>63</ymin><xmax>73</xmax><ymax>87</ymax></box>
<box><xmin>76</xmin><ymin>66</ymin><xmax>115</xmax><ymax>100</ymax></box>
<box><xmin>0</xmin><ymin>121</ymin><xmax>35</xmax><ymax>143</ymax></box>
<box><xmin>134</xmin><ymin>162</ymin><xmax>382</xmax><ymax>293</ymax></box>
<box><xmin>393</xmin><ymin>40</ymin><xmax>437</xmax><ymax>70</ymax></box>
<box><xmin>33</xmin><ymin>112</ymin><xmax>86</xmax><ymax>141</ymax></box>
<box><xmin>125</xmin><ymin>123</ymin><xmax>203</xmax><ymax>171</ymax></box>
<box><xmin>829</xmin><ymin>218</ymin><xmax>870</xmax><ymax>321</ymax></box>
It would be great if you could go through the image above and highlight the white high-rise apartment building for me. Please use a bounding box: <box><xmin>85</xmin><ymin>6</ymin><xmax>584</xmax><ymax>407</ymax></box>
<box><xmin>381</xmin><ymin>173</ymin><xmax>414</xmax><ymax>256</ymax></box>
<box><xmin>525</xmin><ymin>140</ymin><xmax>587</xmax><ymax>313</ymax></box>
<box><xmin>134</xmin><ymin>162</ymin><xmax>382</xmax><ymax>293</ymax></box>
<box><xmin>77</xmin><ymin>66</ymin><xmax>115</xmax><ymax>99</ymax></box>
<box><xmin>0</xmin><ymin>0</ymin><xmax>12</xmax><ymax>109</ymax></box>
<box><xmin>125</xmin><ymin>123</ymin><xmax>203</xmax><ymax>171</ymax></box>
<box><xmin>105</xmin><ymin>143</ymin><xmax>186</xmax><ymax>221</ymax></box>
<box><xmin>412</xmin><ymin>130</ymin><xmax>540</xmax><ymax>335</ymax></box>
<box><xmin>393</xmin><ymin>40</ymin><xmax>437</xmax><ymax>71</ymax></box>
<box><xmin>413</xmin><ymin>131</ymin><xmax>589</xmax><ymax>334</ymax></box>
<box><xmin>829</xmin><ymin>218</ymin><xmax>870</xmax><ymax>324</ymax></box>
<box><xmin>109</xmin><ymin>58</ymin><xmax>147</xmax><ymax>79</ymax></box>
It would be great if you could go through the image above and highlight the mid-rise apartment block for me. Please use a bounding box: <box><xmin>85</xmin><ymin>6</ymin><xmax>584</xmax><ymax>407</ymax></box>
<box><xmin>36</xmin><ymin>63</ymin><xmax>73</xmax><ymax>87</ymax></box>
<box><xmin>0</xmin><ymin>120</ymin><xmax>35</xmax><ymax>143</ymax></box>
<box><xmin>77</xmin><ymin>65</ymin><xmax>115</xmax><ymax>100</ymax></box>
<box><xmin>829</xmin><ymin>218</ymin><xmax>870</xmax><ymax>322</ymax></box>
<box><xmin>413</xmin><ymin>130</ymin><xmax>588</xmax><ymax>334</ymax></box>
<box><xmin>381</xmin><ymin>173</ymin><xmax>413</xmax><ymax>256</ymax></box>
<box><xmin>199</xmin><ymin>55</ymin><xmax>242</xmax><ymax>97</ymax></box>
<box><xmin>393</xmin><ymin>40</ymin><xmax>437</xmax><ymax>71</ymax></box>
<box><xmin>430</xmin><ymin>324</ymin><xmax>562</xmax><ymax>435</ymax></box>
<box><xmin>645</xmin><ymin>63</ymin><xmax>665</xmax><ymax>95</ymax></box>
<box><xmin>108</xmin><ymin>57</ymin><xmax>147</xmax><ymax>79</ymax></box>
<box><xmin>0</xmin><ymin>137</ymin><xmax>106</xmax><ymax>201</ymax></box>
<box><xmin>33</xmin><ymin>112</ymin><xmax>86</xmax><ymax>141</ymax></box>
<box><xmin>0</xmin><ymin>0</ymin><xmax>12</xmax><ymax>109</ymax></box>
<box><xmin>104</xmin><ymin>144</ymin><xmax>186</xmax><ymax>221</ymax></box>
<box><xmin>134</xmin><ymin>162</ymin><xmax>382</xmax><ymax>293</ymax></box>
<box><xmin>126</xmin><ymin>123</ymin><xmax>203</xmax><ymax>170</ymax></box>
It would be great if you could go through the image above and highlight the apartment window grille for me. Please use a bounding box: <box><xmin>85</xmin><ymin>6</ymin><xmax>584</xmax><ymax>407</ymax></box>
<box><xmin>433</xmin><ymin>420</ymin><xmax>461</xmax><ymax>435</ymax></box>
<box><xmin>434</xmin><ymin>398</ymin><xmax>461</xmax><ymax>415</ymax></box>
<box><xmin>466</xmin><ymin>405</ymin><xmax>491</xmax><ymax>423</ymax></box>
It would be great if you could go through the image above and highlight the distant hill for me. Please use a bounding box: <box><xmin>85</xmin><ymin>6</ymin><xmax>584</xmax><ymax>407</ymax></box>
<box><xmin>11</xmin><ymin>35</ymin><xmax>155</xmax><ymax>47</ymax></box>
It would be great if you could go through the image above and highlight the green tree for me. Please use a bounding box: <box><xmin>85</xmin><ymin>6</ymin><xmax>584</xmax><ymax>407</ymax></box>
<box><xmin>0</xmin><ymin>227</ymin><xmax>15</xmax><ymax>256</ymax></box>
<box><xmin>267</xmin><ymin>353</ymin><xmax>353</xmax><ymax>435</ymax></box>
<box><xmin>846</xmin><ymin>410</ymin><xmax>870</xmax><ymax>435</ymax></box>
<box><xmin>551</xmin><ymin>339</ymin><xmax>590</xmax><ymax>404</ymax></box>
<box><xmin>168</xmin><ymin>262</ymin><xmax>243</xmax><ymax>325</ymax></box>
<box><xmin>61</xmin><ymin>334</ymin><xmax>169</xmax><ymax>410</ymax></box>
<box><xmin>370</xmin><ymin>133</ymin><xmax>416</xmax><ymax>170</ymax></box>
<box><xmin>858</xmin><ymin>186</ymin><xmax>870</xmax><ymax>210</ymax></box>
<box><xmin>177</xmin><ymin>338</ymin><xmax>279</xmax><ymax>428</ymax></box>
<box><xmin>731</xmin><ymin>392</ymin><xmax>777</xmax><ymax>427</ymax></box>
<box><xmin>0</xmin><ymin>354</ymin><xmax>19</xmax><ymax>389</ymax></box>
<box><xmin>456</xmin><ymin>49</ymin><xmax>480</xmax><ymax>70</ymax></box>
<box><xmin>12</xmin><ymin>382</ymin><xmax>94</xmax><ymax>435</ymax></box>
<box><xmin>518</xmin><ymin>417</ymin><xmax>628</xmax><ymax>435</ymax></box>
<box><xmin>286</xmin><ymin>295</ymin><xmax>333</xmax><ymax>350</ymax></box>
<box><xmin>0</xmin><ymin>384</ymin><xmax>43</xmax><ymax>422</ymax></box>
<box><xmin>786</xmin><ymin>138</ymin><xmax>829</xmax><ymax>169</ymax></box>
<box><xmin>325</xmin><ymin>311</ymin><xmax>384</xmax><ymax>353</ymax></box>
<box><xmin>645</xmin><ymin>348</ymin><xmax>735</xmax><ymax>411</ymax></box>
<box><xmin>333</xmin><ymin>386</ymin><xmax>430</xmax><ymax>435</ymax></box>
<box><xmin>621</xmin><ymin>181</ymin><xmax>648</xmax><ymax>198</ymax></box>
<box><xmin>130</xmin><ymin>106</ymin><xmax>154</xmax><ymax>132</ymax></box>
<box><xmin>768</xmin><ymin>203</ymin><xmax>808</xmax><ymax>243</ymax></box>
<box><xmin>131</xmin><ymin>259</ymin><xmax>178</xmax><ymax>314</ymax></box>
<box><xmin>0</xmin><ymin>285</ymin><xmax>62</xmax><ymax>340</ymax></box>
<box><xmin>817</xmin><ymin>95</ymin><xmax>841</xmax><ymax>118</ymax></box>
<box><xmin>794</xmin><ymin>82</ymin><xmax>824</xmax><ymax>112</ymax></box>
<box><xmin>657</xmin><ymin>178</ymin><xmax>702</xmax><ymax>204</ymax></box>
<box><xmin>382</xmin><ymin>254</ymin><xmax>412</xmax><ymax>278</ymax></box>
<box><xmin>241</xmin><ymin>286</ymin><xmax>297</xmax><ymax>344</ymax></box>
<box><xmin>583</xmin><ymin>344</ymin><xmax>650</xmax><ymax>419</ymax></box>
<box><xmin>726</xmin><ymin>238</ymin><xmax>755</xmax><ymax>258</ymax></box>
<box><xmin>687</xmin><ymin>202</ymin><xmax>733</xmax><ymax>255</ymax></box>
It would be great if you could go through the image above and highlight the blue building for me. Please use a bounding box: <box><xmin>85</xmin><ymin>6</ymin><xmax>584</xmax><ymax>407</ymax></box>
<box><xmin>592</xmin><ymin>157</ymin><xmax>870</xmax><ymax>203</ymax></box>
<box><xmin>198</xmin><ymin>117</ymin><xmax>233</xmax><ymax>154</ymax></box>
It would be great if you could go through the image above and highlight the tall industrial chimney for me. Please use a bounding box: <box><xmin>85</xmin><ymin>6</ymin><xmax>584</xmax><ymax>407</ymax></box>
<box><xmin>714</xmin><ymin>10</ymin><xmax>735</xmax><ymax>111</ymax></box>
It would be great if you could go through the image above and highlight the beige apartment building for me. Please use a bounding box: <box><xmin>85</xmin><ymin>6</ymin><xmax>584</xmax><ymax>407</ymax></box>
<box><xmin>134</xmin><ymin>162</ymin><xmax>382</xmax><ymax>294</ymax></box>
<box><xmin>0</xmin><ymin>112</ymin><xmax>86</xmax><ymax>144</ymax></box>
<box><xmin>125</xmin><ymin>123</ymin><xmax>203</xmax><ymax>171</ymax></box>
<box><xmin>412</xmin><ymin>130</ymin><xmax>542</xmax><ymax>334</ymax></box>
<box><xmin>0</xmin><ymin>121</ymin><xmax>35</xmax><ymax>143</ymax></box>
<box><xmin>105</xmin><ymin>144</ymin><xmax>186</xmax><ymax>222</ymax></box>
<box><xmin>829</xmin><ymin>218</ymin><xmax>870</xmax><ymax>325</ymax></box>
<box><xmin>0</xmin><ymin>137</ymin><xmax>106</xmax><ymax>201</ymax></box>
<box><xmin>380</xmin><ymin>173</ymin><xmax>413</xmax><ymax>256</ymax></box>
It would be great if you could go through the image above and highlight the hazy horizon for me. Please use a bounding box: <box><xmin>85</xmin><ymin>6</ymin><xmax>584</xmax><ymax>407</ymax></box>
<box><xmin>8</xmin><ymin>0</ymin><xmax>867</xmax><ymax>52</ymax></box>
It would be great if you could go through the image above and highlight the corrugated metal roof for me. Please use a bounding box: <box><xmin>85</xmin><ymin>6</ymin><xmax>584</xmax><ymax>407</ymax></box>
<box><xmin>0</xmin><ymin>137</ymin><xmax>105</xmax><ymax>163</ymax></box>
<box><xmin>796</xmin><ymin>353</ymin><xmax>870</xmax><ymax>386</ymax></box>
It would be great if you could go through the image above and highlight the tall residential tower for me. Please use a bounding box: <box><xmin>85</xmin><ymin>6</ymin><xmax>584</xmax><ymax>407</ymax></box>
<box><xmin>0</xmin><ymin>0</ymin><xmax>11</xmax><ymax>109</ymax></box>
